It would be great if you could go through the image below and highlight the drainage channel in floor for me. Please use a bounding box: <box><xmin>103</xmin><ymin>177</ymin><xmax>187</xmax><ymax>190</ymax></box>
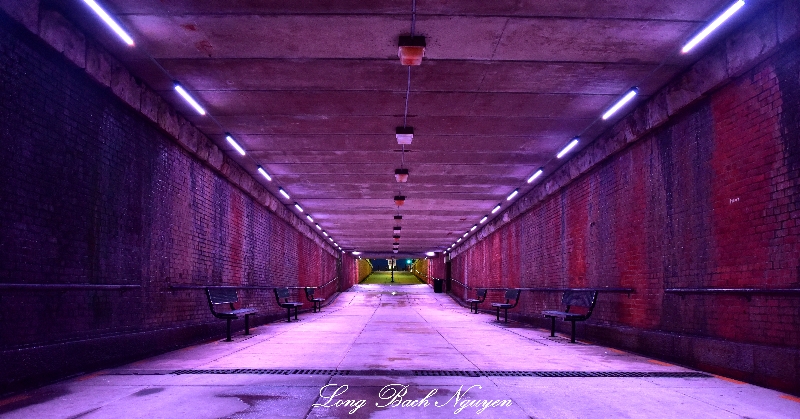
<box><xmin>169</xmin><ymin>369</ymin><xmax>711</xmax><ymax>378</ymax></box>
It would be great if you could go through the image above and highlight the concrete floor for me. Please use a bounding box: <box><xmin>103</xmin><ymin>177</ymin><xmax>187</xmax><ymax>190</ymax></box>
<box><xmin>2</xmin><ymin>284</ymin><xmax>799</xmax><ymax>418</ymax></box>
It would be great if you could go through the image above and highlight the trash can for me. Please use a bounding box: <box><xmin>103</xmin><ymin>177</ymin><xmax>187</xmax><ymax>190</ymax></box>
<box><xmin>433</xmin><ymin>278</ymin><xmax>443</xmax><ymax>293</ymax></box>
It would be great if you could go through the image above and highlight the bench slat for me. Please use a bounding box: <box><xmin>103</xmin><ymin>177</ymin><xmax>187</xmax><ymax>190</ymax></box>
<box><xmin>561</xmin><ymin>290</ymin><xmax>595</xmax><ymax>307</ymax></box>
<box><xmin>207</xmin><ymin>287</ymin><xmax>239</xmax><ymax>304</ymax></box>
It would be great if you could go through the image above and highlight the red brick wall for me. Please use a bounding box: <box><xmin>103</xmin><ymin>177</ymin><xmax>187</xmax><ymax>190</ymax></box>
<box><xmin>451</xmin><ymin>35</ymin><xmax>800</xmax><ymax>392</ymax></box>
<box><xmin>0</xmin><ymin>11</ymin><xmax>337</xmax><ymax>392</ymax></box>
<box><xmin>428</xmin><ymin>255</ymin><xmax>446</xmax><ymax>281</ymax></box>
<box><xmin>340</xmin><ymin>254</ymin><xmax>364</xmax><ymax>288</ymax></box>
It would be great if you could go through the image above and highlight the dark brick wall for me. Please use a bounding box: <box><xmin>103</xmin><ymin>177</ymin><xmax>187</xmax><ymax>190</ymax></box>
<box><xmin>0</xmin><ymin>11</ymin><xmax>336</xmax><ymax>392</ymax></box>
<box><xmin>451</xmin><ymin>38</ymin><xmax>800</xmax><ymax>392</ymax></box>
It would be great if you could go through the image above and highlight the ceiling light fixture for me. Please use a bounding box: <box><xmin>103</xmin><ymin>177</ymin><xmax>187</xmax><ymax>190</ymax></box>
<box><xmin>395</xmin><ymin>168</ymin><xmax>409</xmax><ymax>183</ymax></box>
<box><xmin>279</xmin><ymin>188</ymin><xmax>290</xmax><ymax>200</ymax></box>
<box><xmin>527</xmin><ymin>169</ymin><xmax>544</xmax><ymax>183</ymax></box>
<box><xmin>257</xmin><ymin>166</ymin><xmax>272</xmax><ymax>181</ymax></box>
<box><xmin>491</xmin><ymin>204</ymin><xmax>501</xmax><ymax>214</ymax></box>
<box><xmin>352</xmin><ymin>251</ymin><xmax>361</xmax><ymax>255</ymax></box>
<box><xmin>463</xmin><ymin>232</ymin><xmax>469</xmax><ymax>237</ymax></box>
<box><xmin>225</xmin><ymin>134</ymin><xmax>245</xmax><ymax>156</ymax></box>
<box><xmin>393</xmin><ymin>250</ymin><xmax>399</xmax><ymax>254</ymax></box>
<box><xmin>480</xmin><ymin>216</ymin><xmax>488</xmax><ymax>224</ymax></box>
<box><xmin>426</xmin><ymin>252</ymin><xmax>435</xmax><ymax>257</ymax></box>
<box><xmin>457</xmin><ymin>238</ymin><xmax>462</xmax><ymax>243</ymax></box>
<box><xmin>394</xmin><ymin>215</ymin><xmax>403</xmax><ymax>224</ymax></box>
<box><xmin>294</xmin><ymin>203</ymin><xmax>303</xmax><ymax>212</ymax></box>
<box><xmin>507</xmin><ymin>189</ymin><xmax>519</xmax><ymax>201</ymax></box>
<box><xmin>82</xmin><ymin>0</ymin><xmax>134</xmax><ymax>46</ymax></box>
<box><xmin>398</xmin><ymin>36</ymin><xmax>426</xmax><ymax>65</ymax></box>
<box><xmin>556</xmin><ymin>137</ymin><xmax>579</xmax><ymax>159</ymax></box>
<box><xmin>393</xmin><ymin>226</ymin><xmax>402</xmax><ymax>231</ymax></box>
<box><xmin>306</xmin><ymin>215</ymin><xmax>314</xmax><ymax>222</ymax></box>
<box><xmin>396</xmin><ymin>127</ymin><xmax>414</xmax><ymax>145</ymax></box>
<box><xmin>394</xmin><ymin>195</ymin><xmax>406</xmax><ymax>206</ymax></box>
<box><xmin>682</xmin><ymin>0</ymin><xmax>746</xmax><ymax>53</ymax></box>
<box><xmin>315</xmin><ymin>224</ymin><xmax>322</xmax><ymax>230</ymax></box>
<box><xmin>323</xmin><ymin>231</ymin><xmax>329</xmax><ymax>237</ymax></box>
<box><xmin>557</xmin><ymin>138</ymin><xmax>580</xmax><ymax>159</ymax></box>
<box><xmin>173</xmin><ymin>83</ymin><xmax>206</xmax><ymax>115</ymax></box>
<box><xmin>602</xmin><ymin>88</ymin><xmax>638</xmax><ymax>120</ymax></box>
<box><xmin>470</xmin><ymin>225</ymin><xmax>477</xmax><ymax>232</ymax></box>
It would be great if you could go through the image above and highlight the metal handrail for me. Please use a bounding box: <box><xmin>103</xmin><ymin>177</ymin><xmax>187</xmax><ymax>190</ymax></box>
<box><xmin>447</xmin><ymin>280</ymin><xmax>633</xmax><ymax>296</ymax></box>
<box><xmin>0</xmin><ymin>283</ymin><xmax>140</xmax><ymax>290</ymax></box>
<box><xmin>665</xmin><ymin>288</ymin><xmax>800</xmax><ymax>295</ymax></box>
<box><xmin>168</xmin><ymin>277</ymin><xmax>338</xmax><ymax>291</ymax></box>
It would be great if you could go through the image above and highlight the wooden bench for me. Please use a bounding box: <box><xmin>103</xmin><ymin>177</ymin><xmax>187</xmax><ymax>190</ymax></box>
<box><xmin>491</xmin><ymin>289</ymin><xmax>521</xmax><ymax>322</ymax></box>
<box><xmin>542</xmin><ymin>290</ymin><xmax>598</xmax><ymax>343</ymax></box>
<box><xmin>205</xmin><ymin>287</ymin><xmax>259</xmax><ymax>342</ymax></box>
<box><xmin>274</xmin><ymin>287</ymin><xmax>303</xmax><ymax>322</ymax></box>
<box><xmin>304</xmin><ymin>287</ymin><xmax>325</xmax><ymax>312</ymax></box>
<box><xmin>465</xmin><ymin>289</ymin><xmax>487</xmax><ymax>313</ymax></box>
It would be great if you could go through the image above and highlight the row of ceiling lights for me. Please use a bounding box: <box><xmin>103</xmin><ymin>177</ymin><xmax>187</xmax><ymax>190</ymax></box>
<box><xmin>80</xmin><ymin>0</ymin><xmax>344</xmax><ymax>252</ymax></box>
<box><xmin>82</xmin><ymin>0</ymin><xmax>746</xmax><ymax>258</ymax></box>
<box><xmin>445</xmin><ymin>0</ymin><xmax>747</xmax><ymax>254</ymax></box>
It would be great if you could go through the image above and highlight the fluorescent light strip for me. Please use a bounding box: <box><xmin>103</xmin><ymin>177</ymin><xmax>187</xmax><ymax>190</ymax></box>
<box><xmin>306</xmin><ymin>215</ymin><xmax>314</xmax><ymax>222</ymax></box>
<box><xmin>173</xmin><ymin>84</ymin><xmax>206</xmax><ymax>115</ymax></box>
<box><xmin>491</xmin><ymin>204</ymin><xmax>501</xmax><ymax>214</ymax></box>
<box><xmin>507</xmin><ymin>189</ymin><xmax>518</xmax><ymax>201</ymax></box>
<box><xmin>480</xmin><ymin>216</ymin><xmax>488</xmax><ymax>224</ymax></box>
<box><xmin>82</xmin><ymin>0</ymin><xmax>134</xmax><ymax>45</ymax></box>
<box><xmin>602</xmin><ymin>89</ymin><xmax>638</xmax><ymax>120</ymax></box>
<box><xmin>279</xmin><ymin>188</ymin><xmax>290</xmax><ymax>199</ymax></box>
<box><xmin>527</xmin><ymin>169</ymin><xmax>544</xmax><ymax>183</ymax></box>
<box><xmin>682</xmin><ymin>0</ymin><xmax>745</xmax><ymax>53</ymax></box>
<box><xmin>463</xmin><ymin>232</ymin><xmax>469</xmax><ymax>237</ymax></box>
<box><xmin>323</xmin><ymin>231</ymin><xmax>328</xmax><ymax>237</ymax></box>
<box><xmin>470</xmin><ymin>225</ymin><xmax>477</xmax><ymax>232</ymax></box>
<box><xmin>557</xmin><ymin>138</ymin><xmax>580</xmax><ymax>159</ymax></box>
<box><xmin>329</xmin><ymin>237</ymin><xmax>333</xmax><ymax>242</ymax></box>
<box><xmin>457</xmin><ymin>238</ymin><xmax>462</xmax><ymax>243</ymax></box>
<box><xmin>315</xmin><ymin>224</ymin><xmax>322</xmax><ymax>230</ymax></box>
<box><xmin>225</xmin><ymin>134</ymin><xmax>246</xmax><ymax>156</ymax></box>
<box><xmin>294</xmin><ymin>203</ymin><xmax>303</xmax><ymax>212</ymax></box>
<box><xmin>352</xmin><ymin>251</ymin><xmax>361</xmax><ymax>255</ymax></box>
<box><xmin>257</xmin><ymin>166</ymin><xmax>272</xmax><ymax>181</ymax></box>
<box><xmin>426</xmin><ymin>252</ymin><xmax>435</xmax><ymax>257</ymax></box>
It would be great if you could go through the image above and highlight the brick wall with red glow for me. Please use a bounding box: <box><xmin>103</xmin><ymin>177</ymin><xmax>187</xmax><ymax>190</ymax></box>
<box><xmin>428</xmin><ymin>255</ymin><xmax>446</xmax><ymax>281</ymax></box>
<box><xmin>451</xmin><ymin>37</ymin><xmax>800</xmax><ymax>392</ymax></box>
<box><xmin>0</xmin><ymin>11</ymin><xmax>337</xmax><ymax>393</ymax></box>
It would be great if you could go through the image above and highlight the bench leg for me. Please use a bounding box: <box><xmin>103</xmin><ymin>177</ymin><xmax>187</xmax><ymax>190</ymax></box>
<box><xmin>496</xmin><ymin>307</ymin><xmax>500</xmax><ymax>321</ymax></box>
<box><xmin>504</xmin><ymin>308</ymin><xmax>508</xmax><ymax>323</ymax></box>
<box><xmin>550</xmin><ymin>317</ymin><xmax>556</xmax><ymax>337</ymax></box>
<box><xmin>225</xmin><ymin>319</ymin><xmax>232</xmax><ymax>342</ymax></box>
<box><xmin>294</xmin><ymin>306</ymin><xmax>298</xmax><ymax>320</ymax></box>
<box><xmin>244</xmin><ymin>315</ymin><xmax>251</xmax><ymax>335</ymax></box>
<box><xmin>570</xmin><ymin>320</ymin><xmax>576</xmax><ymax>343</ymax></box>
<box><xmin>286</xmin><ymin>307</ymin><xmax>291</xmax><ymax>322</ymax></box>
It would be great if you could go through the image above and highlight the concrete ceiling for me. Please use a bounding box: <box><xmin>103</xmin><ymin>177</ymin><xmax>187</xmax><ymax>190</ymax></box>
<box><xmin>50</xmin><ymin>0</ymin><xmax>750</xmax><ymax>255</ymax></box>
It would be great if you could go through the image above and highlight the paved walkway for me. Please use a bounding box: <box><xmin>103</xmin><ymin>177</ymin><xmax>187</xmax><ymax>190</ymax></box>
<box><xmin>2</xmin><ymin>285</ymin><xmax>798</xmax><ymax>418</ymax></box>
